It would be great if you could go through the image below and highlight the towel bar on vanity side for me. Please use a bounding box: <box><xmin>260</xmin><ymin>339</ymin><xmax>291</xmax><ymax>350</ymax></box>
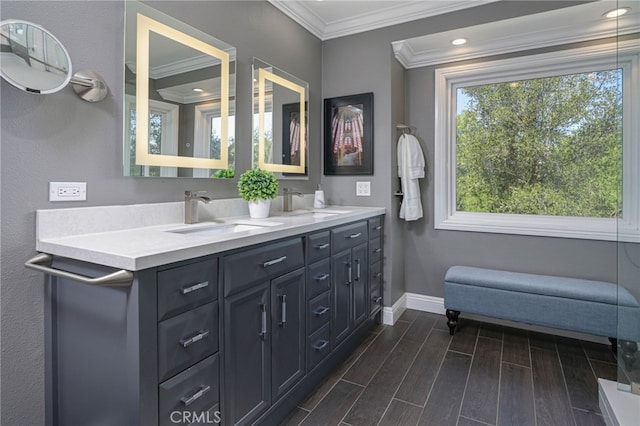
<box><xmin>25</xmin><ymin>253</ymin><xmax>133</xmax><ymax>286</ymax></box>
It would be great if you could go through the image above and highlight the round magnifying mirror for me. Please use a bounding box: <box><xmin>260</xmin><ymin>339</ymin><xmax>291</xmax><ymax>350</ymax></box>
<box><xmin>0</xmin><ymin>19</ymin><xmax>72</xmax><ymax>94</ymax></box>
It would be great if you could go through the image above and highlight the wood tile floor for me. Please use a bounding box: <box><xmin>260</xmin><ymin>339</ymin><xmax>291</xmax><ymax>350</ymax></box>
<box><xmin>282</xmin><ymin>309</ymin><xmax>623</xmax><ymax>426</ymax></box>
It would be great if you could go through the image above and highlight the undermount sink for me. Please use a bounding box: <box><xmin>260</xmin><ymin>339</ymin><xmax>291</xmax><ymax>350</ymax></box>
<box><xmin>166</xmin><ymin>220</ymin><xmax>282</xmax><ymax>237</ymax></box>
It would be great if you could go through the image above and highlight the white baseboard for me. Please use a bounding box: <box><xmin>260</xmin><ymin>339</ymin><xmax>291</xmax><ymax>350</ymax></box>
<box><xmin>382</xmin><ymin>292</ymin><xmax>608</xmax><ymax>344</ymax></box>
<box><xmin>382</xmin><ymin>293</ymin><xmax>407</xmax><ymax>325</ymax></box>
<box><xmin>383</xmin><ymin>293</ymin><xmax>444</xmax><ymax>325</ymax></box>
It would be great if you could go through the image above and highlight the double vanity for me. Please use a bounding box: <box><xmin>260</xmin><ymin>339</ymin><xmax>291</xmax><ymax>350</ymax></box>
<box><xmin>32</xmin><ymin>201</ymin><xmax>384</xmax><ymax>425</ymax></box>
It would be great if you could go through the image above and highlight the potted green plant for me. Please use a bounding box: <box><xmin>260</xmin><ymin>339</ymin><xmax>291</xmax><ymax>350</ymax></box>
<box><xmin>238</xmin><ymin>167</ymin><xmax>279</xmax><ymax>218</ymax></box>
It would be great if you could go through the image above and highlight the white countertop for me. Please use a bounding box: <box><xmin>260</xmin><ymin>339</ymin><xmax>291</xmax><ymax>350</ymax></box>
<box><xmin>36</xmin><ymin>202</ymin><xmax>385</xmax><ymax>271</ymax></box>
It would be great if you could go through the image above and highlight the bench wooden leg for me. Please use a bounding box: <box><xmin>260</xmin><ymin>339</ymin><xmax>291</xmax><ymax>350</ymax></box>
<box><xmin>620</xmin><ymin>340</ymin><xmax>638</xmax><ymax>372</ymax></box>
<box><xmin>446</xmin><ymin>309</ymin><xmax>460</xmax><ymax>335</ymax></box>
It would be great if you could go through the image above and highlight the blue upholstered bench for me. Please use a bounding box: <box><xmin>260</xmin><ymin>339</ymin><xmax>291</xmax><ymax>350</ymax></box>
<box><xmin>443</xmin><ymin>266</ymin><xmax>640</xmax><ymax>369</ymax></box>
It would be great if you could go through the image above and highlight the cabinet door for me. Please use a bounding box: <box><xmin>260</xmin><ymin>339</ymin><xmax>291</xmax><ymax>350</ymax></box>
<box><xmin>331</xmin><ymin>249</ymin><xmax>352</xmax><ymax>347</ymax></box>
<box><xmin>224</xmin><ymin>282</ymin><xmax>270</xmax><ymax>426</ymax></box>
<box><xmin>352</xmin><ymin>243</ymin><xmax>368</xmax><ymax>327</ymax></box>
<box><xmin>271</xmin><ymin>268</ymin><xmax>306</xmax><ymax>401</ymax></box>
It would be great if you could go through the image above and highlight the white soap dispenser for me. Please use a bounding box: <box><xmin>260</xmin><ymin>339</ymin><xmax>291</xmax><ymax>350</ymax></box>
<box><xmin>313</xmin><ymin>184</ymin><xmax>325</xmax><ymax>209</ymax></box>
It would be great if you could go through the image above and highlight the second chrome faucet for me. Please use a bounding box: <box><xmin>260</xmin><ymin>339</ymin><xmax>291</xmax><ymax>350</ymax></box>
<box><xmin>282</xmin><ymin>188</ymin><xmax>304</xmax><ymax>212</ymax></box>
<box><xmin>184</xmin><ymin>190</ymin><xmax>213</xmax><ymax>224</ymax></box>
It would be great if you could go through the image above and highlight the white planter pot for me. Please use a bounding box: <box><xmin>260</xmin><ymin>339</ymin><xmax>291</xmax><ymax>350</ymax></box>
<box><xmin>248</xmin><ymin>199</ymin><xmax>271</xmax><ymax>219</ymax></box>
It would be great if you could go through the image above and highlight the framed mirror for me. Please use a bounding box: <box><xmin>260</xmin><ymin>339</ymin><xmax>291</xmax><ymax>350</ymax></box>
<box><xmin>124</xmin><ymin>1</ymin><xmax>236</xmax><ymax>178</ymax></box>
<box><xmin>252</xmin><ymin>57</ymin><xmax>308</xmax><ymax>178</ymax></box>
<box><xmin>0</xmin><ymin>19</ymin><xmax>72</xmax><ymax>94</ymax></box>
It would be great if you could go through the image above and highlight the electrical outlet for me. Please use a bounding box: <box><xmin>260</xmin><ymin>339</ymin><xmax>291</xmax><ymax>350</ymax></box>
<box><xmin>49</xmin><ymin>182</ymin><xmax>87</xmax><ymax>201</ymax></box>
<box><xmin>356</xmin><ymin>181</ymin><xmax>371</xmax><ymax>196</ymax></box>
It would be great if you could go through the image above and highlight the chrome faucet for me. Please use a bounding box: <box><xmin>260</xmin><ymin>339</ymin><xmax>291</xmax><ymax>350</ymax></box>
<box><xmin>184</xmin><ymin>190</ymin><xmax>213</xmax><ymax>224</ymax></box>
<box><xmin>283</xmin><ymin>188</ymin><xmax>304</xmax><ymax>212</ymax></box>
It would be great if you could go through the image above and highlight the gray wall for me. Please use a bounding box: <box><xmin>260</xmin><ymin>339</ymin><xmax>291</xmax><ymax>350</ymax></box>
<box><xmin>319</xmin><ymin>0</ymin><xmax>617</xmax><ymax>307</ymax></box>
<box><xmin>0</xmin><ymin>1</ymin><xmax>320</xmax><ymax>424</ymax></box>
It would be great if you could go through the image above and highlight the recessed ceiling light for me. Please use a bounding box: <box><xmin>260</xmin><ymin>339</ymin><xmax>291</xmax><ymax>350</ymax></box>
<box><xmin>603</xmin><ymin>7</ymin><xmax>630</xmax><ymax>19</ymax></box>
<box><xmin>192</xmin><ymin>88</ymin><xmax>204</xmax><ymax>92</ymax></box>
<box><xmin>451</xmin><ymin>38</ymin><xmax>468</xmax><ymax>46</ymax></box>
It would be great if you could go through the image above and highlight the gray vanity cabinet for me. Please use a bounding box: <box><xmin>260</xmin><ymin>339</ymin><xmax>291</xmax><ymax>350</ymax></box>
<box><xmin>223</xmin><ymin>282</ymin><xmax>271</xmax><ymax>425</ymax></box>
<box><xmin>222</xmin><ymin>237</ymin><xmax>305</xmax><ymax>426</ymax></box>
<box><xmin>44</xmin><ymin>215</ymin><xmax>384</xmax><ymax>426</ymax></box>
<box><xmin>270</xmin><ymin>268</ymin><xmax>306</xmax><ymax>400</ymax></box>
<box><xmin>330</xmin><ymin>222</ymin><xmax>369</xmax><ymax>347</ymax></box>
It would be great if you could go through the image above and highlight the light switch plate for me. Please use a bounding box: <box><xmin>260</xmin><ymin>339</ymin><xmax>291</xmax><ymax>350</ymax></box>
<box><xmin>49</xmin><ymin>182</ymin><xmax>87</xmax><ymax>201</ymax></box>
<box><xmin>356</xmin><ymin>181</ymin><xmax>371</xmax><ymax>196</ymax></box>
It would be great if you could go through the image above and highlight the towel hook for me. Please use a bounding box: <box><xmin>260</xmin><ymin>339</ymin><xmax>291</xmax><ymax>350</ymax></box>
<box><xmin>396</xmin><ymin>124</ymin><xmax>412</xmax><ymax>135</ymax></box>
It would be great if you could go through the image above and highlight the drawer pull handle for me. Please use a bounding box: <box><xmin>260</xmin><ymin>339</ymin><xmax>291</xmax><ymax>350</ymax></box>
<box><xmin>263</xmin><ymin>256</ymin><xmax>287</xmax><ymax>267</ymax></box>
<box><xmin>280</xmin><ymin>295</ymin><xmax>287</xmax><ymax>328</ymax></box>
<box><xmin>355</xmin><ymin>259</ymin><xmax>361</xmax><ymax>281</ymax></box>
<box><xmin>180</xmin><ymin>330</ymin><xmax>210</xmax><ymax>348</ymax></box>
<box><xmin>347</xmin><ymin>262</ymin><xmax>352</xmax><ymax>284</ymax></box>
<box><xmin>315</xmin><ymin>243</ymin><xmax>330</xmax><ymax>250</ymax></box>
<box><xmin>313</xmin><ymin>306</ymin><xmax>330</xmax><ymax>316</ymax></box>
<box><xmin>347</xmin><ymin>232</ymin><xmax>362</xmax><ymax>239</ymax></box>
<box><xmin>180</xmin><ymin>384</ymin><xmax>211</xmax><ymax>406</ymax></box>
<box><xmin>373</xmin><ymin>296</ymin><xmax>382</xmax><ymax>304</ymax></box>
<box><xmin>180</xmin><ymin>281</ymin><xmax>209</xmax><ymax>295</ymax></box>
<box><xmin>313</xmin><ymin>273</ymin><xmax>329</xmax><ymax>281</ymax></box>
<box><xmin>374</xmin><ymin>225</ymin><xmax>382</xmax><ymax>231</ymax></box>
<box><xmin>313</xmin><ymin>340</ymin><xmax>329</xmax><ymax>351</ymax></box>
<box><xmin>373</xmin><ymin>248</ymin><xmax>382</xmax><ymax>254</ymax></box>
<box><xmin>260</xmin><ymin>303</ymin><xmax>267</xmax><ymax>339</ymax></box>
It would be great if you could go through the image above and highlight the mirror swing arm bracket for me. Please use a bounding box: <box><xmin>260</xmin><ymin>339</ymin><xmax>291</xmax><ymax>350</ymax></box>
<box><xmin>69</xmin><ymin>70</ymin><xmax>108</xmax><ymax>103</ymax></box>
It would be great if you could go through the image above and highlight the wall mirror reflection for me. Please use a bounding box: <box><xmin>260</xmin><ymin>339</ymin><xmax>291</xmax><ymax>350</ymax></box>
<box><xmin>124</xmin><ymin>1</ymin><xmax>236</xmax><ymax>178</ymax></box>
<box><xmin>252</xmin><ymin>57</ymin><xmax>308</xmax><ymax>178</ymax></box>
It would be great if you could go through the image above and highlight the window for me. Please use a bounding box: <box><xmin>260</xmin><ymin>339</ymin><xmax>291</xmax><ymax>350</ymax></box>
<box><xmin>193</xmin><ymin>102</ymin><xmax>236</xmax><ymax>178</ymax></box>
<box><xmin>434</xmin><ymin>41</ymin><xmax>639</xmax><ymax>241</ymax></box>
<box><xmin>124</xmin><ymin>95</ymin><xmax>179</xmax><ymax>177</ymax></box>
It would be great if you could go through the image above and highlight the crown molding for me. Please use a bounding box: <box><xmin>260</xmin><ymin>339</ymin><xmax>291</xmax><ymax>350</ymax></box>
<box><xmin>394</xmin><ymin>2</ymin><xmax>640</xmax><ymax>69</ymax></box>
<box><xmin>268</xmin><ymin>0</ymin><xmax>499</xmax><ymax>41</ymax></box>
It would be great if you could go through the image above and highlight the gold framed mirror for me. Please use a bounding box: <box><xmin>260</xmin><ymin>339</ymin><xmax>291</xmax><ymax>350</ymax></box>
<box><xmin>124</xmin><ymin>1</ymin><xmax>236</xmax><ymax>178</ymax></box>
<box><xmin>252</xmin><ymin>57</ymin><xmax>308</xmax><ymax>178</ymax></box>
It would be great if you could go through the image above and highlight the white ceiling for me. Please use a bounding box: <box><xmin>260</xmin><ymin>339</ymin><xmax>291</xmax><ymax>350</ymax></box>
<box><xmin>393</xmin><ymin>0</ymin><xmax>640</xmax><ymax>68</ymax></box>
<box><xmin>267</xmin><ymin>0</ymin><xmax>500</xmax><ymax>40</ymax></box>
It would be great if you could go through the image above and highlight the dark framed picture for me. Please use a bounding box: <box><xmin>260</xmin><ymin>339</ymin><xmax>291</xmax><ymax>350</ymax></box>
<box><xmin>282</xmin><ymin>101</ymin><xmax>308</xmax><ymax>176</ymax></box>
<box><xmin>324</xmin><ymin>92</ymin><xmax>373</xmax><ymax>175</ymax></box>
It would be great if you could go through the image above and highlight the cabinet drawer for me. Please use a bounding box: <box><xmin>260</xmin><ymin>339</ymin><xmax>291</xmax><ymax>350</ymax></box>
<box><xmin>159</xmin><ymin>354</ymin><xmax>219</xmax><ymax>426</ymax></box>
<box><xmin>370</xmin><ymin>237</ymin><xmax>382</xmax><ymax>264</ymax></box>
<box><xmin>157</xmin><ymin>259</ymin><xmax>218</xmax><ymax>321</ymax></box>
<box><xmin>158</xmin><ymin>302</ymin><xmax>218</xmax><ymax>382</ymax></box>
<box><xmin>331</xmin><ymin>222</ymin><xmax>368</xmax><ymax>253</ymax></box>
<box><xmin>307</xmin><ymin>231</ymin><xmax>331</xmax><ymax>263</ymax></box>
<box><xmin>224</xmin><ymin>238</ymin><xmax>304</xmax><ymax>296</ymax></box>
<box><xmin>369</xmin><ymin>217</ymin><xmax>383</xmax><ymax>240</ymax></box>
<box><xmin>307</xmin><ymin>258</ymin><xmax>331</xmax><ymax>300</ymax></box>
<box><xmin>308</xmin><ymin>291</ymin><xmax>331</xmax><ymax>335</ymax></box>
<box><xmin>307</xmin><ymin>323</ymin><xmax>331</xmax><ymax>372</ymax></box>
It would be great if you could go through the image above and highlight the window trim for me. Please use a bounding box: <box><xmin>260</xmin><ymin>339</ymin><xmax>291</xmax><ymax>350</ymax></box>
<box><xmin>434</xmin><ymin>40</ymin><xmax>639</xmax><ymax>241</ymax></box>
